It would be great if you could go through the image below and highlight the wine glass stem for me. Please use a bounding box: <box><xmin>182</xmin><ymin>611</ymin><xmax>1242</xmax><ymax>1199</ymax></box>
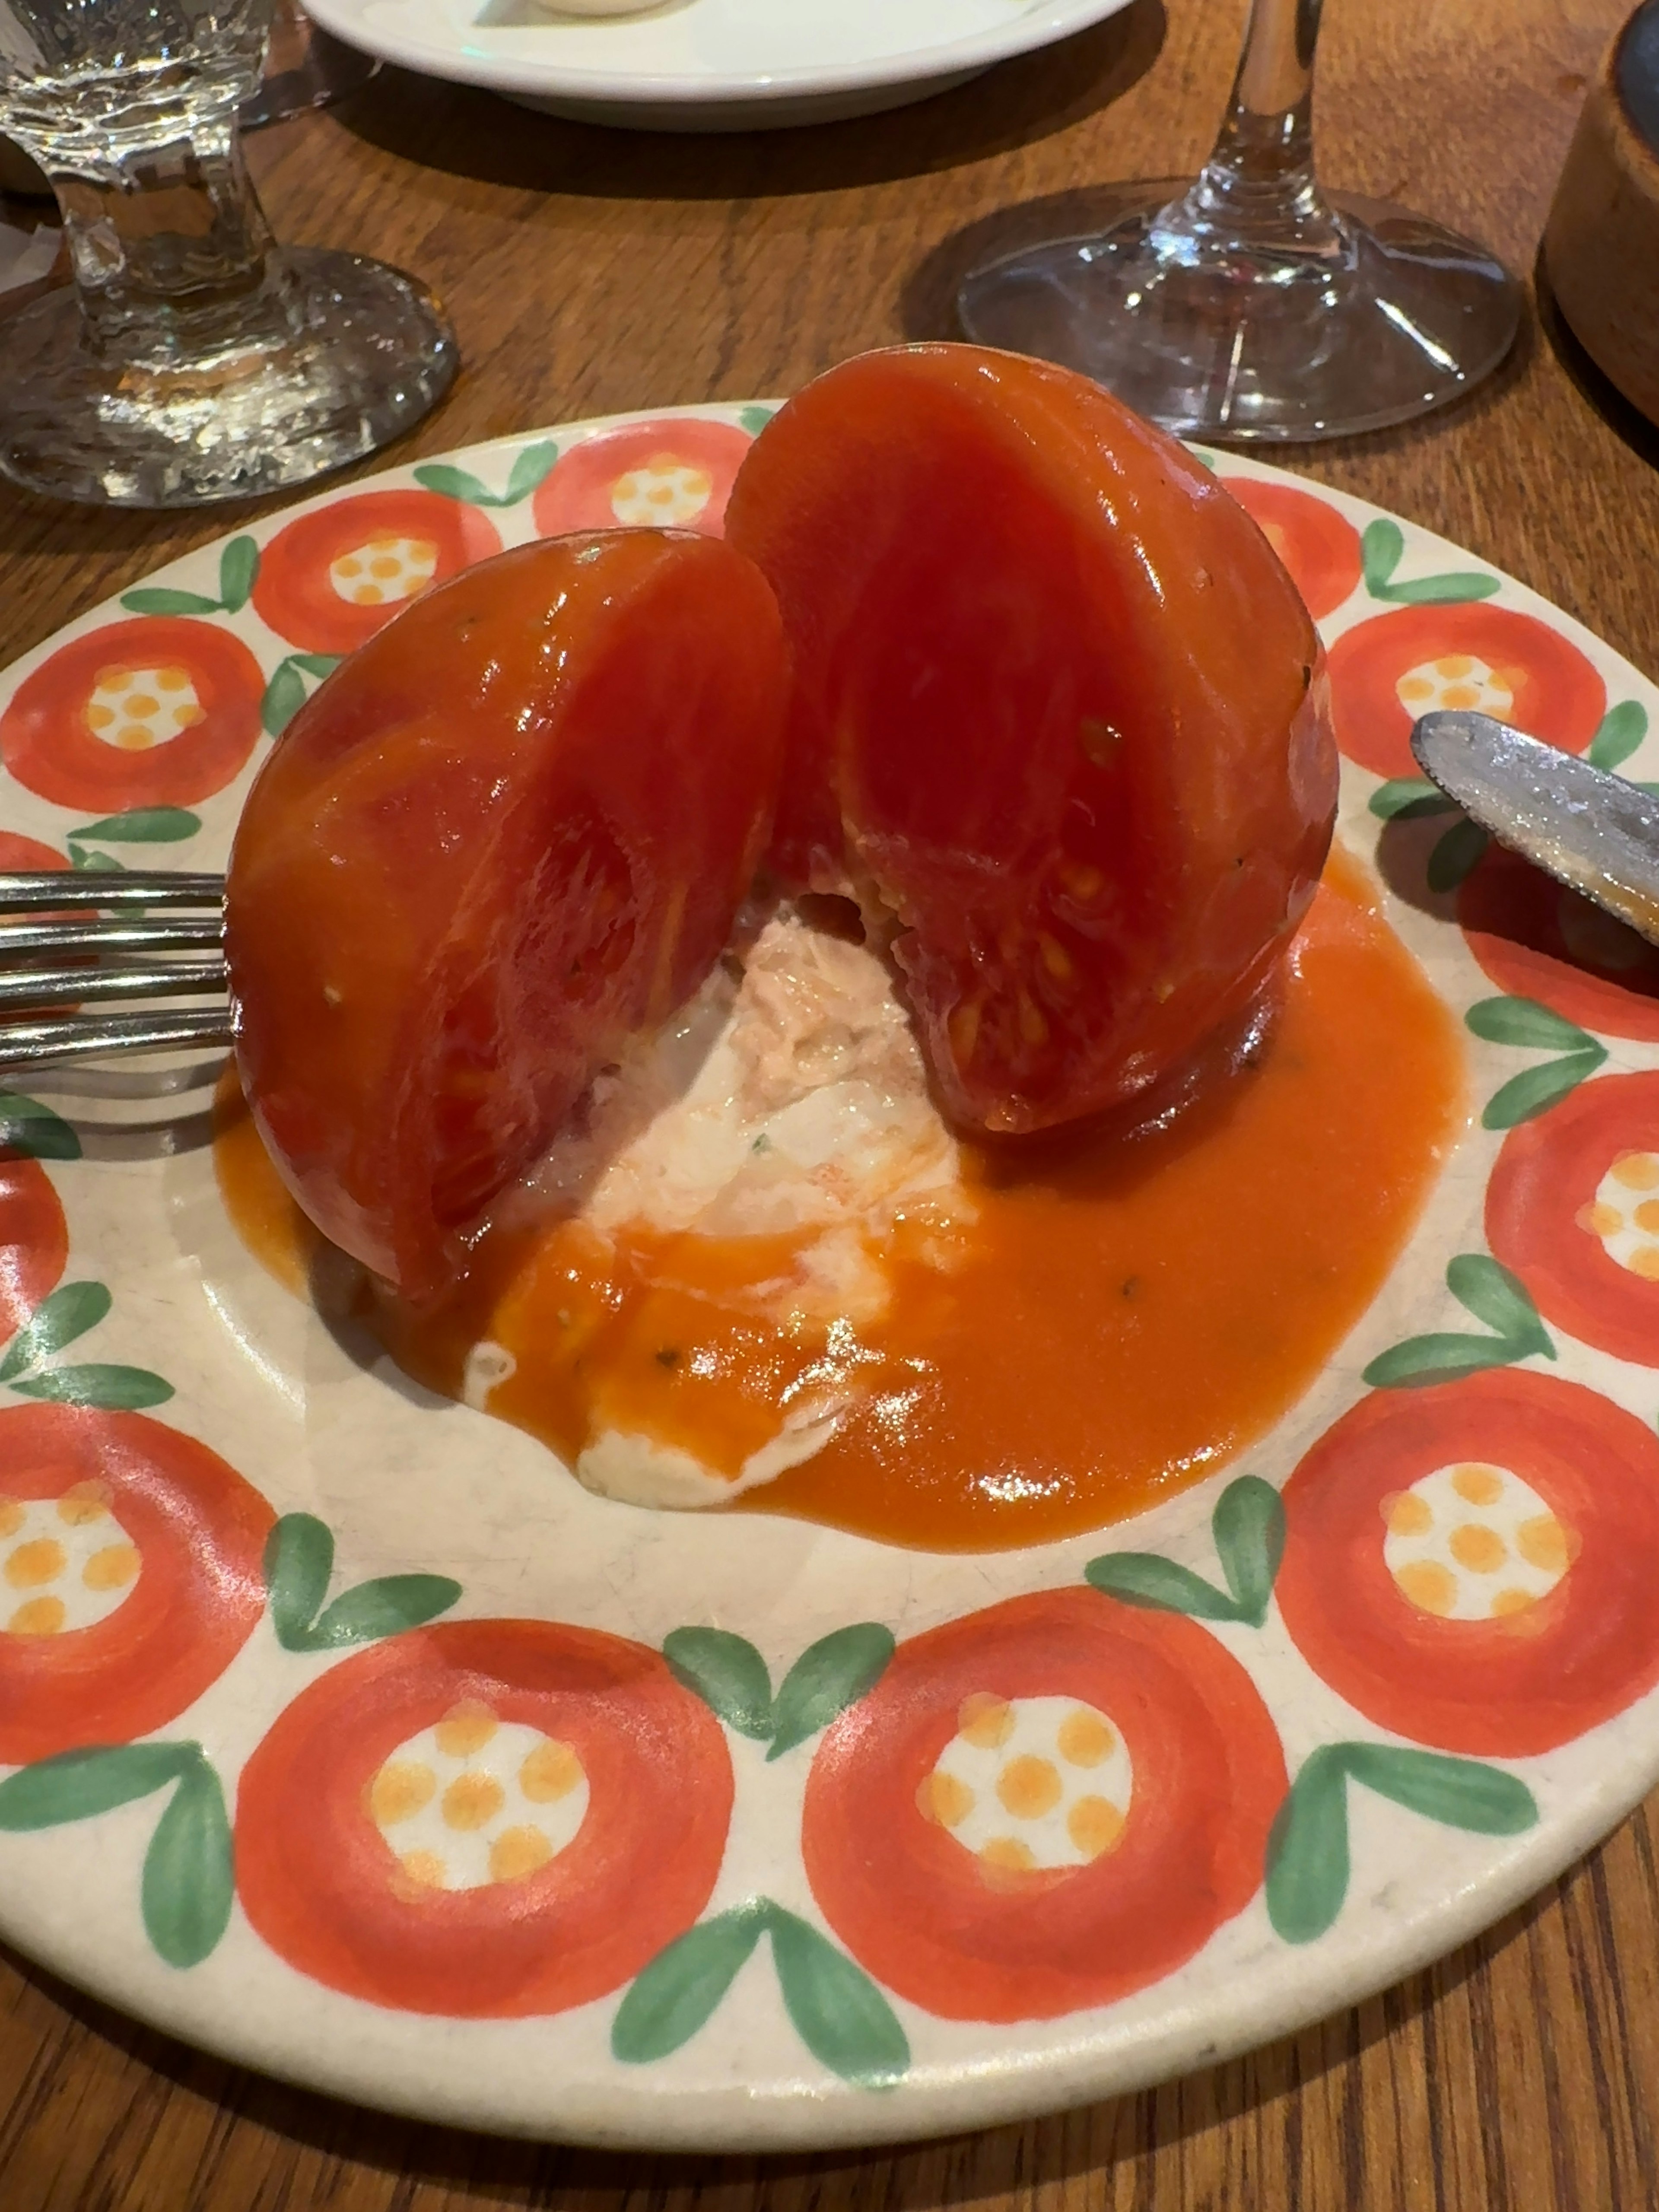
<box><xmin>1171</xmin><ymin>0</ymin><xmax>1344</xmax><ymax>256</ymax></box>
<box><xmin>41</xmin><ymin>113</ymin><xmax>282</xmax><ymax>362</ymax></box>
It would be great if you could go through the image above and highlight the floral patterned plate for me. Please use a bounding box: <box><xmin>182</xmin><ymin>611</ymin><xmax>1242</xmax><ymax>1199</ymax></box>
<box><xmin>1</xmin><ymin>404</ymin><xmax>1658</xmax><ymax>2151</ymax></box>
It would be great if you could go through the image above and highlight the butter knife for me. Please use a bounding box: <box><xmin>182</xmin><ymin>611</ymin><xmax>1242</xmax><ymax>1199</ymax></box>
<box><xmin>1410</xmin><ymin>708</ymin><xmax>1659</xmax><ymax>949</ymax></box>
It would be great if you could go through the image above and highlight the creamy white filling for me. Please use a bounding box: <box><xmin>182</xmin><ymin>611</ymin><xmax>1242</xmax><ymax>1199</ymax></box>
<box><xmin>489</xmin><ymin>909</ymin><xmax>973</xmax><ymax>1507</ymax></box>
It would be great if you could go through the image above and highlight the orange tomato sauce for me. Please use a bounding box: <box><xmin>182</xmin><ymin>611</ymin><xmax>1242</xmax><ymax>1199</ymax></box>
<box><xmin>215</xmin><ymin>845</ymin><xmax>1464</xmax><ymax>1551</ymax></box>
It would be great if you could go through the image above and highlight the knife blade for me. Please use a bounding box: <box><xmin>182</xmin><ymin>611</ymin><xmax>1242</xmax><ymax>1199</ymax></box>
<box><xmin>1409</xmin><ymin>708</ymin><xmax>1659</xmax><ymax>949</ymax></box>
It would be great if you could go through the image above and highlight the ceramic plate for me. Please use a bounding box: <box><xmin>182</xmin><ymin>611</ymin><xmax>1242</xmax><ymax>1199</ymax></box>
<box><xmin>1</xmin><ymin>401</ymin><xmax>1659</xmax><ymax>2152</ymax></box>
<box><xmin>300</xmin><ymin>0</ymin><xmax>1133</xmax><ymax>129</ymax></box>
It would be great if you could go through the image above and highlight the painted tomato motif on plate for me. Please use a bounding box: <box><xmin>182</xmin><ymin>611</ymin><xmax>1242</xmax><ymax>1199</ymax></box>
<box><xmin>235</xmin><ymin>1618</ymin><xmax>733</xmax><ymax>2016</ymax></box>
<box><xmin>801</xmin><ymin>1589</ymin><xmax>1285</xmax><ymax>2022</ymax></box>
<box><xmin>532</xmin><ymin>419</ymin><xmax>752</xmax><ymax>540</ymax></box>
<box><xmin>0</xmin><ymin>1156</ymin><xmax>67</xmax><ymax>1341</ymax></box>
<box><xmin>1275</xmin><ymin>1369</ymin><xmax>1659</xmax><ymax>1755</ymax></box>
<box><xmin>1223</xmin><ymin>477</ymin><xmax>1363</xmax><ymax>621</ymax></box>
<box><xmin>1485</xmin><ymin>1069</ymin><xmax>1659</xmax><ymax>1365</ymax></box>
<box><xmin>1326</xmin><ymin>604</ymin><xmax>1605</xmax><ymax>780</ymax></box>
<box><xmin>251</xmin><ymin>491</ymin><xmax>503</xmax><ymax>656</ymax></box>
<box><xmin>1459</xmin><ymin>843</ymin><xmax>1659</xmax><ymax>1042</ymax></box>
<box><xmin>0</xmin><ymin>617</ymin><xmax>265</xmax><ymax>810</ymax></box>
<box><xmin>0</xmin><ymin>1403</ymin><xmax>273</xmax><ymax>1765</ymax></box>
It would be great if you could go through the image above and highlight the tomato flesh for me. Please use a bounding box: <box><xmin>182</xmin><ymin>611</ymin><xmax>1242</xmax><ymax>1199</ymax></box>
<box><xmin>226</xmin><ymin>531</ymin><xmax>785</xmax><ymax>1299</ymax></box>
<box><xmin>725</xmin><ymin>346</ymin><xmax>1337</xmax><ymax>1135</ymax></box>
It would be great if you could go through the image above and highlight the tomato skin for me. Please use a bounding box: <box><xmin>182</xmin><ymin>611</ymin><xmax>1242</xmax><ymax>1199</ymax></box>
<box><xmin>234</xmin><ymin>1618</ymin><xmax>733</xmax><ymax>2017</ymax></box>
<box><xmin>0</xmin><ymin>617</ymin><xmax>264</xmax><ymax>810</ymax></box>
<box><xmin>1325</xmin><ymin>603</ymin><xmax>1605</xmax><ymax>781</ymax></box>
<box><xmin>226</xmin><ymin>531</ymin><xmax>786</xmax><ymax>1299</ymax></box>
<box><xmin>1459</xmin><ymin>842</ymin><xmax>1659</xmax><ymax>1042</ymax></box>
<box><xmin>1485</xmin><ymin>1069</ymin><xmax>1659</xmax><ymax>1366</ymax></box>
<box><xmin>801</xmin><ymin>1589</ymin><xmax>1285</xmax><ymax>2021</ymax></box>
<box><xmin>251</xmin><ymin>490</ymin><xmax>503</xmax><ymax>656</ymax></box>
<box><xmin>725</xmin><ymin>345</ymin><xmax>1336</xmax><ymax>1136</ymax></box>
<box><xmin>1276</xmin><ymin>1370</ymin><xmax>1659</xmax><ymax>1755</ymax></box>
<box><xmin>0</xmin><ymin>1404</ymin><xmax>273</xmax><ymax>1765</ymax></box>
<box><xmin>1221</xmin><ymin>477</ymin><xmax>1363</xmax><ymax>622</ymax></box>
<box><xmin>532</xmin><ymin>418</ymin><xmax>753</xmax><ymax>540</ymax></box>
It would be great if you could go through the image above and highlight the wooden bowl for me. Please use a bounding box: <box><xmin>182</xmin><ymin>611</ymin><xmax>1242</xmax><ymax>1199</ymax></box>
<box><xmin>1544</xmin><ymin>0</ymin><xmax>1659</xmax><ymax>426</ymax></box>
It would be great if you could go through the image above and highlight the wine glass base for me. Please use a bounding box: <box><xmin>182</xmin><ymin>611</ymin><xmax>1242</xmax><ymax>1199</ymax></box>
<box><xmin>0</xmin><ymin>247</ymin><xmax>457</xmax><ymax>508</ymax></box>
<box><xmin>957</xmin><ymin>190</ymin><xmax>1522</xmax><ymax>442</ymax></box>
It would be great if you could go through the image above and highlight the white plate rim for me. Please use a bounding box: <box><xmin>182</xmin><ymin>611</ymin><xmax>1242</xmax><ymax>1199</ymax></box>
<box><xmin>299</xmin><ymin>0</ymin><xmax>1133</xmax><ymax>108</ymax></box>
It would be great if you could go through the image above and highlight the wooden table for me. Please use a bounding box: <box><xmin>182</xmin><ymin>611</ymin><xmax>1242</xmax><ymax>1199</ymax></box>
<box><xmin>3</xmin><ymin>0</ymin><xmax>1659</xmax><ymax>2202</ymax></box>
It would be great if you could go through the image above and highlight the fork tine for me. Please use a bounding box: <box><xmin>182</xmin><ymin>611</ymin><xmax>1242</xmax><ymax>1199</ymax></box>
<box><xmin>0</xmin><ymin>917</ymin><xmax>223</xmax><ymax>954</ymax></box>
<box><xmin>0</xmin><ymin>872</ymin><xmax>225</xmax><ymax>910</ymax></box>
<box><xmin>0</xmin><ymin>959</ymin><xmax>228</xmax><ymax>1010</ymax></box>
<box><xmin>0</xmin><ymin>1007</ymin><xmax>235</xmax><ymax>1065</ymax></box>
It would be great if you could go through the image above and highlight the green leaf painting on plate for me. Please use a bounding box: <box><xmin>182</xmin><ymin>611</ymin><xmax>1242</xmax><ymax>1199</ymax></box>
<box><xmin>1368</xmin><ymin>776</ymin><xmax>1457</xmax><ymax>823</ymax></box>
<box><xmin>1426</xmin><ymin>815</ymin><xmax>1489</xmax><ymax>893</ymax></box>
<box><xmin>0</xmin><ymin>1279</ymin><xmax>173</xmax><ymax>1408</ymax></box>
<box><xmin>0</xmin><ymin>1093</ymin><xmax>79</xmax><ymax>1163</ymax></box>
<box><xmin>120</xmin><ymin>535</ymin><xmax>258</xmax><ymax>618</ymax></box>
<box><xmin>1588</xmin><ymin>699</ymin><xmax>1648</xmax><ymax>773</ymax></box>
<box><xmin>415</xmin><ymin>441</ymin><xmax>558</xmax><ymax>508</ymax></box>
<box><xmin>666</xmin><ymin>1622</ymin><xmax>895</xmax><ymax>1757</ymax></box>
<box><xmin>261</xmin><ymin>653</ymin><xmax>342</xmax><ymax>736</ymax></box>
<box><xmin>1363</xmin><ymin>1255</ymin><xmax>1553</xmax><ymax>1388</ymax></box>
<box><xmin>0</xmin><ymin>1741</ymin><xmax>234</xmax><ymax>1967</ymax></box>
<box><xmin>67</xmin><ymin>807</ymin><xmax>200</xmax><ymax>849</ymax></box>
<box><xmin>613</xmin><ymin>1897</ymin><xmax>909</xmax><ymax>2087</ymax></box>
<box><xmin>663</xmin><ymin>1627</ymin><xmax>775</xmax><ymax>1741</ymax></box>
<box><xmin>263</xmin><ymin>1511</ymin><xmax>461</xmax><ymax>1653</ymax></box>
<box><xmin>1086</xmin><ymin>1475</ymin><xmax>1284</xmax><ymax>1627</ymax></box>
<box><xmin>610</xmin><ymin>1901</ymin><xmax>770</xmax><ymax>2062</ymax></box>
<box><xmin>768</xmin><ymin>1625</ymin><xmax>895</xmax><ymax>1760</ymax></box>
<box><xmin>1466</xmin><ymin>996</ymin><xmax>1608</xmax><ymax>1129</ymax></box>
<box><xmin>1267</xmin><ymin>1742</ymin><xmax>1538</xmax><ymax>1942</ymax></box>
<box><xmin>0</xmin><ymin>1281</ymin><xmax>111</xmax><ymax>1380</ymax></box>
<box><xmin>1360</xmin><ymin>518</ymin><xmax>1500</xmax><ymax>606</ymax></box>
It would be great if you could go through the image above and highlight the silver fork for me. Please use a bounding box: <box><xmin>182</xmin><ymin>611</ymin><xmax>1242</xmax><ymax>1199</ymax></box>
<box><xmin>0</xmin><ymin>872</ymin><xmax>231</xmax><ymax>1068</ymax></box>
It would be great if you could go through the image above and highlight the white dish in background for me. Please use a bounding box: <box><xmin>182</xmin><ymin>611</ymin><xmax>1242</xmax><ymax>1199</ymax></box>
<box><xmin>299</xmin><ymin>0</ymin><xmax>1134</xmax><ymax>129</ymax></box>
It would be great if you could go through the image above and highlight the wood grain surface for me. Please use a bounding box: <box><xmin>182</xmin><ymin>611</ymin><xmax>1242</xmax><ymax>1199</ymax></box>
<box><xmin>3</xmin><ymin>0</ymin><xmax>1659</xmax><ymax>2203</ymax></box>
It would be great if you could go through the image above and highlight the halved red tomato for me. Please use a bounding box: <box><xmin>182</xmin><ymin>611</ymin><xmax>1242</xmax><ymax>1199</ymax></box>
<box><xmin>532</xmin><ymin>418</ymin><xmax>753</xmax><ymax>540</ymax></box>
<box><xmin>1326</xmin><ymin>603</ymin><xmax>1605</xmax><ymax>781</ymax></box>
<box><xmin>234</xmin><ymin>1618</ymin><xmax>732</xmax><ymax>2016</ymax></box>
<box><xmin>251</xmin><ymin>490</ymin><xmax>503</xmax><ymax>657</ymax></box>
<box><xmin>1275</xmin><ymin>1370</ymin><xmax>1659</xmax><ymax>1755</ymax></box>
<box><xmin>226</xmin><ymin>531</ymin><xmax>786</xmax><ymax>1299</ymax></box>
<box><xmin>801</xmin><ymin>1589</ymin><xmax>1285</xmax><ymax>2021</ymax></box>
<box><xmin>1485</xmin><ymin>1069</ymin><xmax>1659</xmax><ymax>1365</ymax></box>
<box><xmin>1459</xmin><ymin>842</ymin><xmax>1659</xmax><ymax>1042</ymax></box>
<box><xmin>0</xmin><ymin>1157</ymin><xmax>67</xmax><ymax>1341</ymax></box>
<box><xmin>1222</xmin><ymin>477</ymin><xmax>1363</xmax><ymax>621</ymax></box>
<box><xmin>725</xmin><ymin>345</ymin><xmax>1335</xmax><ymax>1137</ymax></box>
<box><xmin>0</xmin><ymin>617</ymin><xmax>264</xmax><ymax>810</ymax></box>
<box><xmin>0</xmin><ymin>1403</ymin><xmax>273</xmax><ymax>1765</ymax></box>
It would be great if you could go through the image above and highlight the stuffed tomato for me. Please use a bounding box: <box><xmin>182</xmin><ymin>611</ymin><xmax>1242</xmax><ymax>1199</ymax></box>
<box><xmin>725</xmin><ymin>345</ymin><xmax>1337</xmax><ymax>1136</ymax></box>
<box><xmin>225</xmin><ymin>530</ymin><xmax>786</xmax><ymax>1300</ymax></box>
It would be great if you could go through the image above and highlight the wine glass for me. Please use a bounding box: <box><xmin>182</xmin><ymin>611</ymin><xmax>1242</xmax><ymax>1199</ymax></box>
<box><xmin>0</xmin><ymin>0</ymin><xmax>456</xmax><ymax>508</ymax></box>
<box><xmin>957</xmin><ymin>0</ymin><xmax>1521</xmax><ymax>442</ymax></box>
<box><xmin>240</xmin><ymin>0</ymin><xmax>378</xmax><ymax>129</ymax></box>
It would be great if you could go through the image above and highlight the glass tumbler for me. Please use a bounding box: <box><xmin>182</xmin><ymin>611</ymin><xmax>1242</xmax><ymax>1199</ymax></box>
<box><xmin>0</xmin><ymin>0</ymin><xmax>456</xmax><ymax>507</ymax></box>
